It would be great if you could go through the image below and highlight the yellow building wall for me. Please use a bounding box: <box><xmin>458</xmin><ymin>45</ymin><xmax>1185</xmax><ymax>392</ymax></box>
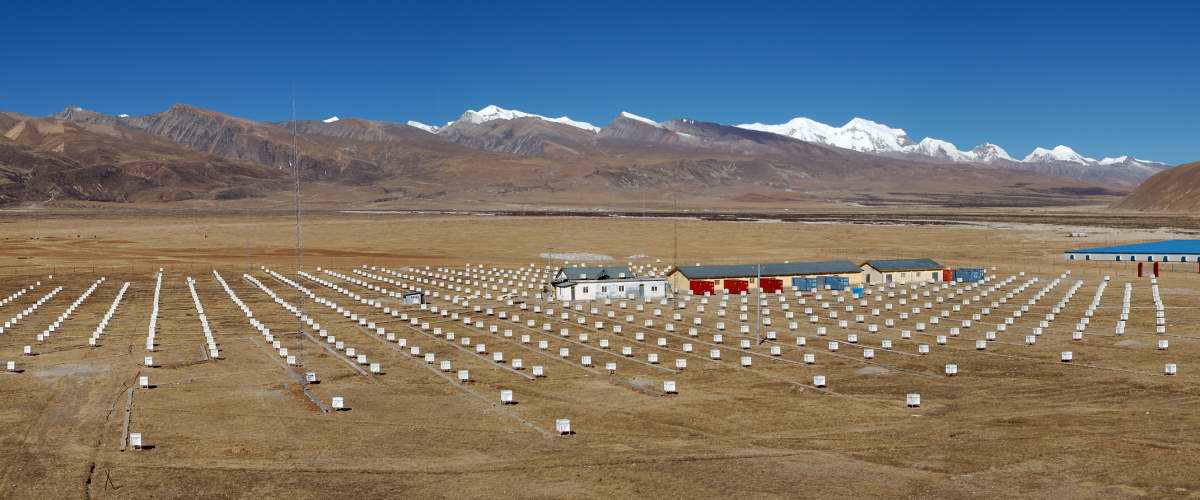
<box><xmin>666</xmin><ymin>270</ymin><xmax>865</xmax><ymax>292</ymax></box>
<box><xmin>862</xmin><ymin>267</ymin><xmax>941</xmax><ymax>285</ymax></box>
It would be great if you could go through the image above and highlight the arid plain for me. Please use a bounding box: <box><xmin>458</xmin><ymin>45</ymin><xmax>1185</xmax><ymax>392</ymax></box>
<box><xmin>2</xmin><ymin>209</ymin><xmax>1199</xmax><ymax>499</ymax></box>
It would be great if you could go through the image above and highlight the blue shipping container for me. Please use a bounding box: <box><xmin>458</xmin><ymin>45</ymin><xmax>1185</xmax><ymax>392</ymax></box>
<box><xmin>792</xmin><ymin>277</ymin><xmax>818</xmax><ymax>291</ymax></box>
<box><xmin>819</xmin><ymin>276</ymin><xmax>849</xmax><ymax>291</ymax></box>
<box><xmin>851</xmin><ymin>286</ymin><xmax>864</xmax><ymax>298</ymax></box>
<box><xmin>954</xmin><ymin>268</ymin><xmax>985</xmax><ymax>282</ymax></box>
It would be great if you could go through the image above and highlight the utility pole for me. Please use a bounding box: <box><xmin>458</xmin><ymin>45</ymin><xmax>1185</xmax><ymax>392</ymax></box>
<box><xmin>672</xmin><ymin>193</ymin><xmax>679</xmax><ymax>268</ymax></box>
<box><xmin>756</xmin><ymin>263</ymin><xmax>762</xmax><ymax>345</ymax></box>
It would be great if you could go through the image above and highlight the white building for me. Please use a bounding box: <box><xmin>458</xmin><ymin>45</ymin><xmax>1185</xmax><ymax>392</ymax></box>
<box><xmin>552</xmin><ymin>276</ymin><xmax>668</xmax><ymax>301</ymax></box>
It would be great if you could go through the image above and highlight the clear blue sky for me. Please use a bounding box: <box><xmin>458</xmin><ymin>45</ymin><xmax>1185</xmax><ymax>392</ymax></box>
<box><xmin>2</xmin><ymin>0</ymin><xmax>1197</xmax><ymax>163</ymax></box>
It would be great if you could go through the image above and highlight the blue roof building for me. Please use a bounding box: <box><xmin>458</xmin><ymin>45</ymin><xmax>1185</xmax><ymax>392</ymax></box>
<box><xmin>1063</xmin><ymin>240</ymin><xmax>1200</xmax><ymax>263</ymax></box>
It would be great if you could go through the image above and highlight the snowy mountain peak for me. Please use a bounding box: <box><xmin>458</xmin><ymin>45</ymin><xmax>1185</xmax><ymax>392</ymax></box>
<box><xmin>618</xmin><ymin>111</ymin><xmax>662</xmax><ymax>128</ymax></box>
<box><xmin>1024</xmin><ymin>145</ymin><xmax>1096</xmax><ymax>165</ymax></box>
<box><xmin>458</xmin><ymin>105</ymin><xmax>600</xmax><ymax>132</ymax></box>
<box><xmin>1098</xmin><ymin>155</ymin><xmax>1166</xmax><ymax>167</ymax></box>
<box><xmin>117</xmin><ymin>114</ymin><xmax>129</xmax><ymax>119</ymax></box>
<box><xmin>736</xmin><ymin>117</ymin><xmax>835</xmax><ymax>144</ymax></box>
<box><xmin>407</xmin><ymin>120</ymin><xmax>440</xmax><ymax>134</ymax></box>
<box><xmin>969</xmin><ymin>143</ymin><xmax>1015</xmax><ymax>163</ymax></box>
<box><xmin>843</xmin><ymin>117</ymin><xmax>905</xmax><ymax>136</ymax></box>
<box><xmin>322</xmin><ymin>116</ymin><xmax>340</xmax><ymax>123</ymax></box>
<box><xmin>911</xmin><ymin>137</ymin><xmax>972</xmax><ymax>162</ymax></box>
<box><xmin>737</xmin><ymin>115</ymin><xmax>1160</xmax><ymax>168</ymax></box>
<box><xmin>737</xmin><ymin>116</ymin><xmax>913</xmax><ymax>154</ymax></box>
<box><xmin>839</xmin><ymin>117</ymin><xmax>913</xmax><ymax>151</ymax></box>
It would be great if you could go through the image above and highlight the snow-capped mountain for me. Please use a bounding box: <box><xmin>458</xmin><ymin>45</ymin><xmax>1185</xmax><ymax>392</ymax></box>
<box><xmin>406</xmin><ymin>120</ymin><xmax>439</xmax><ymax>134</ymax></box>
<box><xmin>435</xmin><ymin>105</ymin><xmax>602</xmax><ymax>155</ymax></box>
<box><xmin>1023</xmin><ymin>145</ymin><xmax>1094</xmax><ymax>165</ymax></box>
<box><xmin>738</xmin><ymin>116</ymin><xmax>1019</xmax><ymax>162</ymax></box>
<box><xmin>737</xmin><ymin>116</ymin><xmax>1161</xmax><ymax>168</ymax></box>
<box><xmin>1098</xmin><ymin>155</ymin><xmax>1164</xmax><ymax>168</ymax></box>
<box><xmin>1023</xmin><ymin>146</ymin><xmax>1166</xmax><ymax>168</ymax></box>
<box><xmin>969</xmin><ymin>143</ymin><xmax>1015</xmax><ymax>163</ymax></box>
<box><xmin>322</xmin><ymin>116</ymin><xmax>340</xmax><ymax>123</ymax></box>
<box><xmin>452</xmin><ymin>105</ymin><xmax>599</xmax><ymax>133</ymax></box>
<box><xmin>737</xmin><ymin>117</ymin><xmax>914</xmax><ymax>155</ymax></box>
<box><xmin>1099</xmin><ymin>155</ymin><xmax>1133</xmax><ymax>166</ymax></box>
<box><xmin>400</xmin><ymin>104</ymin><xmax>1165</xmax><ymax>181</ymax></box>
<box><xmin>910</xmin><ymin>138</ymin><xmax>973</xmax><ymax>162</ymax></box>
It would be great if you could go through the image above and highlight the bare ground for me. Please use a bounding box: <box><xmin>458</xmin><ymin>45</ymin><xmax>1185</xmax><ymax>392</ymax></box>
<box><xmin>1</xmin><ymin>210</ymin><xmax>1198</xmax><ymax>499</ymax></box>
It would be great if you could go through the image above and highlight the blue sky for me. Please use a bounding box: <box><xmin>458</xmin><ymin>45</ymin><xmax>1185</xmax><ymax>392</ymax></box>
<box><xmin>1</xmin><ymin>0</ymin><xmax>1197</xmax><ymax>163</ymax></box>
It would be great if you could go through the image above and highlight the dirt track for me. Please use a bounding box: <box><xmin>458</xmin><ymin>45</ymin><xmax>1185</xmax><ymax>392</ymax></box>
<box><xmin>1</xmin><ymin>211</ymin><xmax>1199</xmax><ymax>499</ymax></box>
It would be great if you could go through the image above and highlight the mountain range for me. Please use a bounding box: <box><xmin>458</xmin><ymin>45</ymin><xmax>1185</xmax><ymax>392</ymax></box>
<box><xmin>414</xmin><ymin>105</ymin><xmax>1168</xmax><ymax>185</ymax></box>
<box><xmin>0</xmin><ymin>103</ymin><xmax>1176</xmax><ymax>209</ymax></box>
<box><xmin>736</xmin><ymin>117</ymin><xmax>1163</xmax><ymax>168</ymax></box>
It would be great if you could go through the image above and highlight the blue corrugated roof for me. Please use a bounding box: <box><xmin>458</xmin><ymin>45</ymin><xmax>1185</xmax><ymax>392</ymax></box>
<box><xmin>673</xmin><ymin>260</ymin><xmax>861</xmax><ymax>279</ymax></box>
<box><xmin>1065</xmin><ymin>240</ymin><xmax>1200</xmax><ymax>255</ymax></box>
<box><xmin>863</xmin><ymin>258</ymin><xmax>943</xmax><ymax>271</ymax></box>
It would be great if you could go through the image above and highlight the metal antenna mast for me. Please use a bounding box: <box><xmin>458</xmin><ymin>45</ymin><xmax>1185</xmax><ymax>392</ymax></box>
<box><xmin>291</xmin><ymin>84</ymin><xmax>304</xmax><ymax>360</ymax></box>
<box><xmin>292</xmin><ymin>86</ymin><xmax>302</xmax><ymax>275</ymax></box>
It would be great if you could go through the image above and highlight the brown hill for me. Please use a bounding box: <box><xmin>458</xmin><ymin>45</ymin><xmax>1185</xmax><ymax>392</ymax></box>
<box><xmin>0</xmin><ymin>111</ymin><xmax>28</xmax><ymax>133</ymax></box>
<box><xmin>982</xmin><ymin>158</ymin><xmax>1166</xmax><ymax>188</ymax></box>
<box><xmin>1114</xmin><ymin>161</ymin><xmax>1200</xmax><ymax>211</ymax></box>
<box><xmin>281</xmin><ymin>118</ymin><xmax>439</xmax><ymax>145</ymax></box>
<box><xmin>438</xmin><ymin>115</ymin><xmax>598</xmax><ymax>156</ymax></box>
<box><xmin>0</xmin><ymin>117</ymin><xmax>287</xmax><ymax>204</ymax></box>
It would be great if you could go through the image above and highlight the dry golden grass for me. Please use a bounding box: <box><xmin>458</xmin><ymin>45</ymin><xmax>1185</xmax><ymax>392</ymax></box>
<box><xmin>1</xmin><ymin>210</ymin><xmax>1199</xmax><ymax>499</ymax></box>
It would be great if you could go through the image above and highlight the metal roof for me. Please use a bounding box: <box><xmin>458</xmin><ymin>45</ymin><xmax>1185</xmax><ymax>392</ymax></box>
<box><xmin>556</xmin><ymin>266</ymin><xmax>633</xmax><ymax>281</ymax></box>
<box><xmin>1064</xmin><ymin>240</ymin><xmax>1200</xmax><ymax>255</ymax></box>
<box><xmin>553</xmin><ymin>277</ymin><xmax>665</xmax><ymax>288</ymax></box>
<box><xmin>672</xmin><ymin>260</ymin><xmax>861</xmax><ymax>280</ymax></box>
<box><xmin>862</xmin><ymin>258</ymin><xmax>943</xmax><ymax>272</ymax></box>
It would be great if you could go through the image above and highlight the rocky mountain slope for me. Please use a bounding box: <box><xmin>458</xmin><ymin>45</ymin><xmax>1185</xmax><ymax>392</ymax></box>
<box><xmin>0</xmin><ymin>116</ymin><xmax>287</xmax><ymax>204</ymax></box>
<box><xmin>1114</xmin><ymin>160</ymin><xmax>1200</xmax><ymax>211</ymax></box>
<box><xmin>436</xmin><ymin>109</ymin><xmax>599</xmax><ymax>156</ymax></box>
